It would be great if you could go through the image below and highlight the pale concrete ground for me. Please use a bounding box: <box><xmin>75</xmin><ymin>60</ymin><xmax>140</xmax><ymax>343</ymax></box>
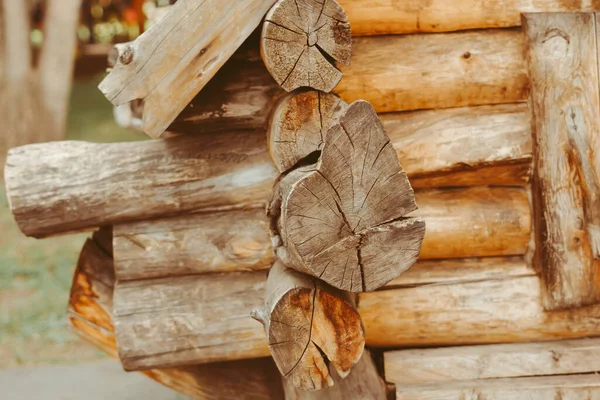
<box><xmin>0</xmin><ymin>361</ymin><xmax>191</xmax><ymax>400</ymax></box>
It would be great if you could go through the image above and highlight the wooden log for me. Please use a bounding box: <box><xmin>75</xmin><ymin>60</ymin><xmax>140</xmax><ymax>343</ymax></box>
<box><xmin>152</xmin><ymin>29</ymin><xmax>527</xmax><ymax>136</ymax></box>
<box><xmin>252</xmin><ymin>261</ymin><xmax>364</xmax><ymax>390</ymax></box>
<box><xmin>394</xmin><ymin>374</ymin><xmax>600</xmax><ymax>400</ymax></box>
<box><xmin>98</xmin><ymin>0</ymin><xmax>278</xmax><ymax>138</ymax></box>
<box><xmin>523</xmin><ymin>12</ymin><xmax>600</xmax><ymax>310</ymax></box>
<box><xmin>270</xmin><ymin>101</ymin><xmax>425</xmax><ymax>292</ymax></box>
<box><xmin>115</xmin><ymin>259</ymin><xmax>600</xmax><ymax>369</ymax></box>
<box><xmin>69</xmin><ymin>229</ymin><xmax>285</xmax><ymax>400</ymax></box>
<box><xmin>283</xmin><ymin>351</ymin><xmax>387</xmax><ymax>400</ymax></box>
<box><xmin>113</xmin><ymin>208</ymin><xmax>273</xmax><ymax>281</ymax></box>
<box><xmin>5</xmin><ymin>131</ymin><xmax>530</xmax><ymax>239</ymax></box>
<box><xmin>109</xmin><ymin>186</ymin><xmax>529</xmax><ymax>281</ymax></box>
<box><xmin>261</xmin><ymin>0</ymin><xmax>352</xmax><ymax>92</ymax></box>
<box><xmin>338</xmin><ymin>0</ymin><xmax>600</xmax><ymax>35</ymax></box>
<box><xmin>385</xmin><ymin>337</ymin><xmax>600</xmax><ymax>385</ymax></box>
<box><xmin>268</xmin><ymin>91</ymin><xmax>348</xmax><ymax>173</ymax></box>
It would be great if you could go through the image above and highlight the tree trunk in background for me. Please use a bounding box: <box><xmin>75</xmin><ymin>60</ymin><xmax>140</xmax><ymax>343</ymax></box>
<box><xmin>0</xmin><ymin>0</ymin><xmax>81</xmax><ymax>173</ymax></box>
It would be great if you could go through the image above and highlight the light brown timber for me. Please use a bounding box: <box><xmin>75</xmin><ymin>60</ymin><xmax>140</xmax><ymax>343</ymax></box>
<box><xmin>253</xmin><ymin>261</ymin><xmax>364</xmax><ymax>390</ymax></box>
<box><xmin>69</xmin><ymin>229</ymin><xmax>285</xmax><ymax>400</ymax></box>
<box><xmin>271</xmin><ymin>101</ymin><xmax>425</xmax><ymax>292</ymax></box>
<box><xmin>268</xmin><ymin>91</ymin><xmax>348</xmax><ymax>173</ymax></box>
<box><xmin>338</xmin><ymin>0</ymin><xmax>600</xmax><ymax>35</ymax></box>
<box><xmin>385</xmin><ymin>337</ymin><xmax>600</xmax><ymax>385</ymax></box>
<box><xmin>523</xmin><ymin>12</ymin><xmax>600</xmax><ymax>310</ymax></box>
<box><xmin>283</xmin><ymin>350</ymin><xmax>387</xmax><ymax>399</ymax></box>
<box><xmin>261</xmin><ymin>0</ymin><xmax>352</xmax><ymax>92</ymax></box>
<box><xmin>98</xmin><ymin>0</ymin><xmax>278</xmax><ymax>138</ymax></box>
<box><xmin>394</xmin><ymin>374</ymin><xmax>600</xmax><ymax>400</ymax></box>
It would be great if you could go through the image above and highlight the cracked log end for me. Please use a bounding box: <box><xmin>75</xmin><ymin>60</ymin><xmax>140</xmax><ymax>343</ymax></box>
<box><xmin>262</xmin><ymin>261</ymin><xmax>365</xmax><ymax>391</ymax></box>
<box><xmin>270</xmin><ymin>100</ymin><xmax>426</xmax><ymax>292</ymax></box>
<box><xmin>268</xmin><ymin>90</ymin><xmax>348</xmax><ymax>173</ymax></box>
<box><xmin>261</xmin><ymin>0</ymin><xmax>352</xmax><ymax>92</ymax></box>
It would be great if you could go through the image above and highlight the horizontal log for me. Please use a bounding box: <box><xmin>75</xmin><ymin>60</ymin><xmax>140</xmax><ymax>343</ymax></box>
<box><xmin>116</xmin><ymin>255</ymin><xmax>600</xmax><ymax>370</ymax></box>
<box><xmin>385</xmin><ymin>337</ymin><xmax>600</xmax><ymax>385</ymax></box>
<box><xmin>395</xmin><ymin>374</ymin><xmax>600</xmax><ymax>400</ymax></box>
<box><xmin>7</xmin><ymin>103</ymin><xmax>531</xmax><ymax>238</ymax></box>
<box><xmin>168</xmin><ymin>30</ymin><xmax>527</xmax><ymax>134</ymax></box>
<box><xmin>338</xmin><ymin>0</ymin><xmax>600</xmax><ymax>35</ymax></box>
<box><xmin>68</xmin><ymin>229</ymin><xmax>285</xmax><ymax>400</ymax></box>
<box><xmin>113</xmin><ymin>187</ymin><xmax>530</xmax><ymax>281</ymax></box>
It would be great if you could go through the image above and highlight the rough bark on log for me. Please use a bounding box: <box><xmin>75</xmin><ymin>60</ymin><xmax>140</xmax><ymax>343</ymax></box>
<box><xmin>112</xmin><ymin>186</ymin><xmax>530</xmax><ymax>283</ymax></box>
<box><xmin>268</xmin><ymin>91</ymin><xmax>348</xmax><ymax>173</ymax></box>
<box><xmin>270</xmin><ymin>101</ymin><xmax>425</xmax><ymax>292</ymax></box>
<box><xmin>283</xmin><ymin>351</ymin><xmax>387</xmax><ymax>399</ymax></box>
<box><xmin>114</xmin><ymin>260</ymin><xmax>600</xmax><ymax>369</ymax></box>
<box><xmin>261</xmin><ymin>0</ymin><xmax>352</xmax><ymax>92</ymax></box>
<box><xmin>385</xmin><ymin>337</ymin><xmax>600</xmax><ymax>385</ymax></box>
<box><xmin>5</xmin><ymin>129</ymin><xmax>530</xmax><ymax>239</ymax></box>
<box><xmin>338</xmin><ymin>0</ymin><xmax>600</xmax><ymax>35</ymax></box>
<box><xmin>394</xmin><ymin>374</ymin><xmax>600</xmax><ymax>400</ymax></box>
<box><xmin>69</xmin><ymin>229</ymin><xmax>285</xmax><ymax>400</ymax></box>
<box><xmin>523</xmin><ymin>12</ymin><xmax>600</xmax><ymax>310</ymax></box>
<box><xmin>253</xmin><ymin>261</ymin><xmax>364</xmax><ymax>391</ymax></box>
<box><xmin>98</xmin><ymin>0</ymin><xmax>278</xmax><ymax>138</ymax></box>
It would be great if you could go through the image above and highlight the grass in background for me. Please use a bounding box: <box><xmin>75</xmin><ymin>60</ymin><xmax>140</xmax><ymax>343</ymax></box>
<box><xmin>0</xmin><ymin>74</ymin><xmax>143</xmax><ymax>368</ymax></box>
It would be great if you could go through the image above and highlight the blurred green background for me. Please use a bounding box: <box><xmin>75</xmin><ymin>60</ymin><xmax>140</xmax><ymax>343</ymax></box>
<box><xmin>0</xmin><ymin>75</ymin><xmax>142</xmax><ymax>368</ymax></box>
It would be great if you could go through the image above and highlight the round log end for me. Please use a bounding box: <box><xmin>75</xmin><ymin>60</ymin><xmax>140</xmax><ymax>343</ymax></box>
<box><xmin>261</xmin><ymin>0</ymin><xmax>352</xmax><ymax>92</ymax></box>
<box><xmin>268</xmin><ymin>90</ymin><xmax>348</xmax><ymax>173</ymax></box>
<box><xmin>267</xmin><ymin>278</ymin><xmax>365</xmax><ymax>390</ymax></box>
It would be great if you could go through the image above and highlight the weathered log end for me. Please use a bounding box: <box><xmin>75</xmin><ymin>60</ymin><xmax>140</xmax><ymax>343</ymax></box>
<box><xmin>260</xmin><ymin>261</ymin><xmax>365</xmax><ymax>391</ymax></box>
<box><xmin>261</xmin><ymin>0</ymin><xmax>352</xmax><ymax>92</ymax></box>
<box><xmin>270</xmin><ymin>100</ymin><xmax>426</xmax><ymax>292</ymax></box>
<box><xmin>268</xmin><ymin>90</ymin><xmax>348</xmax><ymax>173</ymax></box>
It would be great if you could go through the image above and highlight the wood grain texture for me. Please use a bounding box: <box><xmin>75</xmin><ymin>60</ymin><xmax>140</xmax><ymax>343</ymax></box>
<box><xmin>261</xmin><ymin>0</ymin><xmax>352</xmax><ymax>92</ymax></box>
<box><xmin>271</xmin><ymin>101</ymin><xmax>425</xmax><ymax>292</ymax></box>
<box><xmin>5</xmin><ymin>126</ymin><xmax>530</xmax><ymax>239</ymax></box>
<box><xmin>283</xmin><ymin>351</ymin><xmax>387</xmax><ymax>399</ymax></box>
<box><xmin>336</xmin><ymin>29</ymin><xmax>528</xmax><ymax>114</ymax></box>
<box><xmin>385</xmin><ymin>337</ymin><xmax>600</xmax><ymax>385</ymax></box>
<box><xmin>5</xmin><ymin>131</ymin><xmax>277</xmax><ymax>238</ymax></box>
<box><xmin>524</xmin><ymin>12</ymin><xmax>600</xmax><ymax>310</ymax></box>
<box><xmin>98</xmin><ymin>0</ymin><xmax>277</xmax><ymax>137</ymax></box>
<box><xmin>338</xmin><ymin>0</ymin><xmax>600</xmax><ymax>35</ymax></box>
<box><xmin>68</xmin><ymin>231</ymin><xmax>285</xmax><ymax>400</ymax></box>
<box><xmin>254</xmin><ymin>261</ymin><xmax>364</xmax><ymax>390</ymax></box>
<box><xmin>395</xmin><ymin>374</ymin><xmax>600</xmax><ymax>400</ymax></box>
<box><xmin>113</xmin><ymin>270</ymin><xmax>270</xmax><ymax>370</ymax></box>
<box><xmin>268</xmin><ymin>90</ymin><xmax>348</xmax><ymax>173</ymax></box>
<box><xmin>108</xmin><ymin>186</ymin><xmax>531</xmax><ymax>283</ymax></box>
<box><xmin>359</xmin><ymin>275</ymin><xmax>600</xmax><ymax>348</ymax></box>
<box><xmin>113</xmin><ymin>209</ymin><xmax>272</xmax><ymax>281</ymax></box>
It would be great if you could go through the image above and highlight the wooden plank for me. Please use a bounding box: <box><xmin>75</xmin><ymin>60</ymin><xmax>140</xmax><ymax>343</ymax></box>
<box><xmin>6</xmin><ymin>108</ymin><xmax>531</xmax><ymax>238</ymax></box>
<box><xmin>112</xmin><ymin>187</ymin><xmax>531</xmax><ymax>281</ymax></box>
<box><xmin>68</xmin><ymin>231</ymin><xmax>285</xmax><ymax>400</ymax></box>
<box><xmin>98</xmin><ymin>0</ymin><xmax>277</xmax><ymax>138</ymax></box>
<box><xmin>385</xmin><ymin>338</ymin><xmax>600</xmax><ymax>385</ymax></box>
<box><xmin>523</xmin><ymin>12</ymin><xmax>600</xmax><ymax>310</ymax></box>
<box><xmin>395</xmin><ymin>374</ymin><xmax>600</xmax><ymax>400</ymax></box>
<box><xmin>339</xmin><ymin>0</ymin><xmax>600</xmax><ymax>35</ymax></box>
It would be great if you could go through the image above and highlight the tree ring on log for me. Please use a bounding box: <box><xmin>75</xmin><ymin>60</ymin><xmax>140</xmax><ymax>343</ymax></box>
<box><xmin>261</xmin><ymin>0</ymin><xmax>352</xmax><ymax>92</ymax></box>
<box><xmin>254</xmin><ymin>261</ymin><xmax>365</xmax><ymax>391</ymax></box>
<box><xmin>268</xmin><ymin>90</ymin><xmax>348</xmax><ymax>173</ymax></box>
<box><xmin>269</xmin><ymin>101</ymin><xmax>426</xmax><ymax>292</ymax></box>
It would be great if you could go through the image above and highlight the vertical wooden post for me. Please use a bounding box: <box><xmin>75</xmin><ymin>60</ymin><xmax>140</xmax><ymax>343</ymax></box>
<box><xmin>523</xmin><ymin>12</ymin><xmax>600</xmax><ymax>310</ymax></box>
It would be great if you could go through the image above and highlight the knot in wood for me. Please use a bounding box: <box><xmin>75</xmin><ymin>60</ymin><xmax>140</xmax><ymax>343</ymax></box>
<box><xmin>119</xmin><ymin>46</ymin><xmax>134</xmax><ymax>65</ymax></box>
